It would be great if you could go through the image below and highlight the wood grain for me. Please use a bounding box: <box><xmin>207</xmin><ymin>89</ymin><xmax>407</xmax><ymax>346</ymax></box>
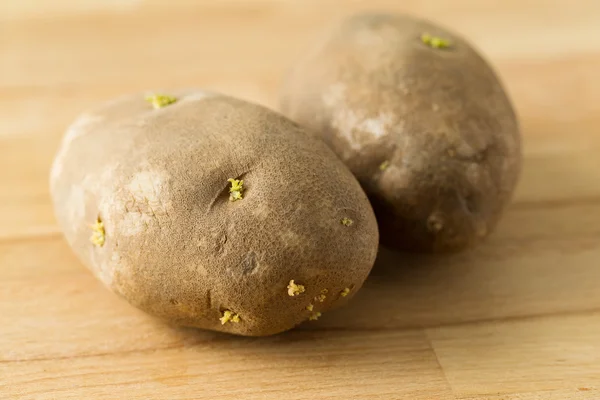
<box><xmin>1</xmin><ymin>1</ymin><xmax>599</xmax><ymax>399</ymax></box>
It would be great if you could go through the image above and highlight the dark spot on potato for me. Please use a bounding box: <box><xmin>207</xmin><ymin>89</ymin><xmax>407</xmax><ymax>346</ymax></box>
<box><xmin>241</xmin><ymin>251</ymin><xmax>259</xmax><ymax>275</ymax></box>
<box><xmin>214</xmin><ymin>232</ymin><xmax>228</xmax><ymax>255</ymax></box>
<box><xmin>205</xmin><ymin>289</ymin><xmax>213</xmax><ymax>309</ymax></box>
<box><xmin>463</xmin><ymin>193</ymin><xmax>478</xmax><ymax>214</ymax></box>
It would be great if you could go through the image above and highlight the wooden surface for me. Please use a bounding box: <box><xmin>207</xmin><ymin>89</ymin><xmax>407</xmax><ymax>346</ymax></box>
<box><xmin>2</xmin><ymin>1</ymin><xmax>600</xmax><ymax>399</ymax></box>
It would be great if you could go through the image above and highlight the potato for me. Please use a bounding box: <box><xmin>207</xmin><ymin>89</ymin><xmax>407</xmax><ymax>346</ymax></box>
<box><xmin>50</xmin><ymin>90</ymin><xmax>379</xmax><ymax>336</ymax></box>
<box><xmin>280</xmin><ymin>13</ymin><xmax>522</xmax><ymax>252</ymax></box>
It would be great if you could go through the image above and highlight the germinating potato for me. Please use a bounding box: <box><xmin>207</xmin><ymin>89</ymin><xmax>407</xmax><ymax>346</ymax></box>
<box><xmin>280</xmin><ymin>13</ymin><xmax>522</xmax><ymax>252</ymax></box>
<box><xmin>50</xmin><ymin>90</ymin><xmax>379</xmax><ymax>336</ymax></box>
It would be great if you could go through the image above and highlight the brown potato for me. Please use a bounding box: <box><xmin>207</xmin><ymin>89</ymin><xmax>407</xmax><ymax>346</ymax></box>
<box><xmin>50</xmin><ymin>90</ymin><xmax>379</xmax><ymax>336</ymax></box>
<box><xmin>280</xmin><ymin>13</ymin><xmax>522</xmax><ymax>252</ymax></box>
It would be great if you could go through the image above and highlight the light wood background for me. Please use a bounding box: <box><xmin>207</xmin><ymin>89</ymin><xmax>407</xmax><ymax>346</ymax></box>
<box><xmin>2</xmin><ymin>1</ymin><xmax>600</xmax><ymax>399</ymax></box>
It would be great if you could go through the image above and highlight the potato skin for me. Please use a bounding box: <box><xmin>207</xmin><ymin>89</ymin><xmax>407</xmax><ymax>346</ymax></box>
<box><xmin>280</xmin><ymin>13</ymin><xmax>522</xmax><ymax>252</ymax></box>
<box><xmin>50</xmin><ymin>90</ymin><xmax>379</xmax><ymax>336</ymax></box>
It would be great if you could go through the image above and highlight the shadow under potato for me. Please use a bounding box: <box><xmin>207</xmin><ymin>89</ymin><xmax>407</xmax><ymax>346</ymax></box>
<box><xmin>296</xmin><ymin>223</ymin><xmax>547</xmax><ymax>332</ymax></box>
<box><xmin>295</xmin><ymin>244</ymin><xmax>484</xmax><ymax>332</ymax></box>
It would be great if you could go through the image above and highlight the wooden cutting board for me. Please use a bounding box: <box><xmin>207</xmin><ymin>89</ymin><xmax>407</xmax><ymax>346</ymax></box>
<box><xmin>2</xmin><ymin>1</ymin><xmax>599</xmax><ymax>399</ymax></box>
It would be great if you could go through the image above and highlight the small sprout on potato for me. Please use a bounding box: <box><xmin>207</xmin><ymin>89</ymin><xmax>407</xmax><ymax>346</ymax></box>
<box><xmin>447</xmin><ymin>149</ymin><xmax>456</xmax><ymax>157</ymax></box>
<box><xmin>341</xmin><ymin>217</ymin><xmax>354</xmax><ymax>226</ymax></box>
<box><xmin>306</xmin><ymin>304</ymin><xmax>314</xmax><ymax>311</ymax></box>
<box><xmin>90</xmin><ymin>217</ymin><xmax>105</xmax><ymax>247</ymax></box>
<box><xmin>227</xmin><ymin>178</ymin><xmax>244</xmax><ymax>202</ymax></box>
<box><xmin>427</xmin><ymin>215</ymin><xmax>444</xmax><ymax>233</ymax></box>
<box><xmin>287</xmin><ymin>280</ymin><xmax>305</xmax><ymax>297</ymax></box>
<box><xmin>421</xmin><ymin>33</ymin><xmax>451</xmax><ymax>49</ymax></box>
<box><xmin>145</xmin><ymin>94</ymin><xmax>177</xmax><ymax>109</ymax></box>
<box><xmin>379</xmin><ymin>160</ymin><xmax>390</xmax><ymax>171</ymax></box>
<box><xmin>315</xmin><ymin>289</ymin><xmax>328</xmax><ymax>303</ymax></box>
<box><xmin>340</xmin><ymin>287</ymin><xmax>351</xmax><ymax>297</ymax></box>
<box><xmin>219</xmin><ymin>310</ymin><xmax>240</xmax><ymax>325</ymax></box>
<box><xmin>309</xmin><ymin>311</ymin><xmax>322</xmax><ymax>321</ymax></box>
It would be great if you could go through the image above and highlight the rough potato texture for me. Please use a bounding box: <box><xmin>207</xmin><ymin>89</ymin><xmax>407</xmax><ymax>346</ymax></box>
<box><xmin>50</xmin><ymin>90</ymin><xmax>379</xmax><ymax>336</ymax></box>
<box><xmin>280</xmin><ymin>13</ymin><xmax>522</xmax><ymax>252</ymax></box>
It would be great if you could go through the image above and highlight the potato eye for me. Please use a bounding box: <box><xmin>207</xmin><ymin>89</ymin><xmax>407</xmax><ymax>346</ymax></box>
<box><xmin>421</xmin><ymin>33</ymin><xmax>451</xmax><ymax>49</ymax></box>
<box><xmin>219</xmin><ymin>310</ymin><xmax>240</xmax><ymax>325</ymax></box>
<box><xmin>309</xmin><ymin>311</ymin><xmax>322</xmax><ymax>321</ymax></box>
<box><xmin>227</xmin><ymin>178</ymin><xmax>244</xmax><ymax>201</ymax></box>
<box><xmin>287</xmin><ymin>280</ymin><xmax>306</xmax><ymax>296</ymax></box>
<box><xmin>341</xmin><ymin>217</ymin><xmax>354</xmax><ymax>226</ymax></box>
<box><xmin>145</xmin><ymin>94</ymin><xmax>177</xmax><ymax>109</ymax></box>
<box><xmin>90</xmin><ymin>217</ymin><xmax>105</xmax><ymax>247</ymax></box>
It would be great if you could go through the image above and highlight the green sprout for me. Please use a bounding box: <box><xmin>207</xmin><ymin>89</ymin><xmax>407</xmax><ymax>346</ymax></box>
<box><xmin>287</xmin><ymin>280</ymin><xmax>306</xmax><ymax>296</ymax></box>
<box><xmin>220</xmin><ymin>310</ymin><xmax>240</xmax><ymax>325</ymax></box>
<box><xmin>379</xmin><ymin>160</ymin><xmax>390</xmax><ymax>171</ymax></box>
<box><xmin>309</xmin><ymin>311</ymin><xmax>322</xmax><ymax>321</ymax></box>
<box><xmin>145</xmin><ymin>94</ymin><xmax>177</xmax><ymax>109</ymax></box>
<box><xmin>315</xmin><ymin>289</ymin><xmax>328</xmax><ymax>303</ymax></box>
<box><xmin>90</xmin><ymin>217</ymin><xmax>105</xmax><ymax>247</ymax></box>
<box><xmin>341</xmin><ymin>217</ymin><xmax>354</xmax><ymax>227</ymax></box>
<box><xmin>421</xmin><ymin>33</ymin><xmax>451</xmax><ymax>49</ymax></box>
<box><xmin>227</xmin><ymin>178</ymin><xmax>244</xmax><ymax>202</ymax></box>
